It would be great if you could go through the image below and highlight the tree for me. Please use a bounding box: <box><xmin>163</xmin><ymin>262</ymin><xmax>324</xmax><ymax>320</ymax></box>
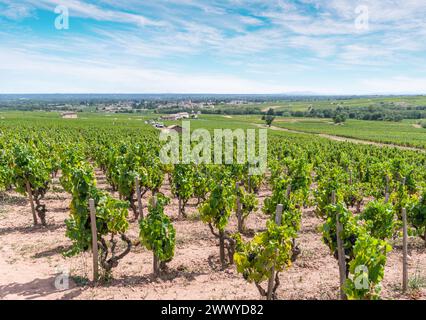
<box><xmin>344</xmin><ymin>233</ymin><xmax>391</xmax><ymax>300</ymax></box>
<box><xmin>263</xmin><ymin>108</ymin><xmax>276</xmax><ymax>127</ymax></box>
<box><xmin>236</xmin><ymin>184</ymin><xmax>258</xmax><ymax>233</ymax></box>
<box><xmin>0</xmin><ymin>148</ymin><xmax>13</xmax><ymax>192</ymax></box>
<box><xmin>11</xmin><ymin>144</ymin><xmax>51</xmax><ymax>226</ymax></box>
<box><xmin>139</xmin><ymin>194</ymin><xmax>176</xmax><ymax>274</ymax></box>
<box><xmin>358</xmin><ymin>200</ymin><xmax>396</xmax><ymax>240</ymax></box>
<box><xmin>193</xmin><ymin>164</ymin><xmax>212</xmax><ymax>205</ymax></box>
<box><xmin>265</xmin><ymin>115</ymin><xmax>275</xmax><ymax>127</ymax></box>
<box><xmin>333</xmin><ymin>113</ymin><xmax>347</xmax><ymax>124</ymax></box>
<box><xmin>266</xmin><ymin>108</ymin><xmax>275</xmax><ymax>116</ymax></box>
<box><xmin>200</xmin><ymin>179</ymin><xmax>236</xmax><ymax>269</ymax></box>
<box><xmin>64</xmin><ymin>163</ymin><xmax>131</xmax><ymax>278</ymax></box>
<box><xmin>171</xmin><ymin>164</ymin><xmax>194</xmax><ymax>218</ymax></box>
<box><xmin>408</xmin><ymin>192</ymin><xmax>426</xmax><ymax>247</ymax></box>
<box><xmin>234</xmin><ymin>220</ymin><xmax>296</xmax><ymax>300</ymax></box>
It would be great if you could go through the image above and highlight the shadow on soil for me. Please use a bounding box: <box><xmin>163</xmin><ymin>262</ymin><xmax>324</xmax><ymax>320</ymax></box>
<box><xmin>32</xmin><ymin>245</ymin><xmax>72</xmax><ymax>259</ymax></box>
<box><xmin>0</xmin><ymin>223</ymin><xmax>63</xmax><ymax>236</ymax></box>
<box><xmin>0</xmin><ymin>277</ymin><xmax>81</xmax><ymax>300</ymax></box>
<box><xmin>0</xmin><ymin>193</ymin><xmax>28</xmax><ymax>206</ymax></box>
<box><xmin>110</xmin><ymin>268</ymin><xmax>208</xmax><ymax>288</ymax></box>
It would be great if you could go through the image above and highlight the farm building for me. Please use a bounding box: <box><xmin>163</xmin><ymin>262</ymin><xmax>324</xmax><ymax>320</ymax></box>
<box><xmin>160</xmin><ymin>112</ymin><xmax>190</xmax><ymax>121</ymax></box>
<box><xmin>177</xmin><ymin>112</ymin><xmax>190</xmax><ymax>119</ymax></box>
<box><xmin>162</xmin><ymin>125</ymin><xmax>184</xmax><ymax>134</ymax></box>
<box><xmin>61</xmin><ymin>112</ymin><xmax>78</xmax><ymax>119</ymax></box>
<box><xmin>161</xmin><ymin>114</ymin><xmax>179</xmax><ymax>121</ymax></box>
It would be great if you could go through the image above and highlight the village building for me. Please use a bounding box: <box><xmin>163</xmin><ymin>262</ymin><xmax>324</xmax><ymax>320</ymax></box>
<box><xmin>161</xmin><ymin>114</ymin><xmax>179</xmax><ymax>121</ymax></box>
<box><xmin>177</xmin><ymin>112</ymin><xmax>190</xmax><ymax>119</ymax></box>
<box><xmin>160</xmin><ymin>112</ymin><xmax>190</xmax><ymax>121</ymax></box>
<box><xmin>161</xmin><ymin>125</ymin><xmax>184</xmax><ymax>134</ymax></box>
<box><xmin>61</xmin><ymin>112</ymin><xmax>78</xmax><ymax>119</ymax></box>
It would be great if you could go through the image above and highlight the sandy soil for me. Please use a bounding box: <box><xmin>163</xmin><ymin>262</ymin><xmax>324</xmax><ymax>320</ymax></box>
<box><xmin>0</xmin><ymin>171</ymin><xmax>425</xmax><ymax>300</ymax></box>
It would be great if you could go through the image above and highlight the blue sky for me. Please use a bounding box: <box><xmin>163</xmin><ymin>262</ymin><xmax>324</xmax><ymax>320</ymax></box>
<box><xmin>0</xmin><ymin>0</ymin><xmax>425</xmax><ymax>94</ymax></box>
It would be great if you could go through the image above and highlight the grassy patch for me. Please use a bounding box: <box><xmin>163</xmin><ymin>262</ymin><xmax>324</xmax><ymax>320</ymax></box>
<box><xmin>0</xmin><ymin>207</ymin><xmax>7</xmax><ymax>219</ymax></box>
<box><xmin>71</xmin><ymin>275</ymin><xmax>90</xmax><ymax>287</ymax></box>
<box><xmin>270</xmin><ymin>118</ymin><xmax>426</xmax><ymax>149</ymax></box>
<box><xmin>409</xmin><ymin>270</ymin><xmax>426</xmax><ymax>291</ymax></box>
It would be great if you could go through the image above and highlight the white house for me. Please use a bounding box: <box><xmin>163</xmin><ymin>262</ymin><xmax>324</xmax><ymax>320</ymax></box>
<box><xmin>61</xmin><ymin>112</ymin><xmax>78</xmax><ymax>119</ymax></box>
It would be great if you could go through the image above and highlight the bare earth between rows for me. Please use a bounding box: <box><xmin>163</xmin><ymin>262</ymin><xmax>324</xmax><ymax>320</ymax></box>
<box><xmin>0</xmin><ymin>169</ymin><xmax>425</xmax><ymax>300</ymax></box>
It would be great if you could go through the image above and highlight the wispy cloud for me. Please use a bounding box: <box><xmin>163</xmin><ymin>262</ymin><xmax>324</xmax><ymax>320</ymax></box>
<box><xmin>0</xmin><ymin>0</ymin><xmax>425</xmax><ymax>93</ymax></box>
<box><xmin>0</xmin><ymin>0</ymin><xmax>35</xmax><ymax>20</ymax></box>
<box><xmin>28</xmin><ymin>0</ymin><xmax>165</xmax><ymax>27</ymax></box>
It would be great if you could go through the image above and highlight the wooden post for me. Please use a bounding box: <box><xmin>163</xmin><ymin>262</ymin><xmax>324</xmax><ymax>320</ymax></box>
<box><xmin>89</xmin><ymin>199</ymin><xmax>99</xmax><ymax>282</ymax></box>
<box><xmin>422</xmin><ymin>197</ymin><xmax>426</xmax><ymax>248</ymax></box>
<box><xmin>333</xmin><ymin>190</ymin><xmax>347</xmax><ymax>300</ymax></box>
<box><xmin>135</xmin><ymin>177</ymin><xmax>143</xmax><ymax>220</ymax></box>
<box><xmin>286</xmin><ymin>185</ymin><xmax>292</xmax><ymax>198</ymax></box>
<box><xmin>151</xmin><ymin>196</ymin><xmax>160</xmax><ymax>276</ymax></box>
<box><xmin>336</xmin><ymin>214</ymin><xmax>347</xmax><ymax>300</ymax></box>
<box><xmin>236</xmin><ymin>182</ymin><xmax>243</xmax><ymax>233</ymax></box>
<box><xmin>385</xmin><ymin>175</ymin><xmax>390</xmax><ymax>195</ymax></box>
<box><xmin>26</xmin><ymin>180</ymin><xmax>38</xmax><ymax>226</ymax></box>
<box><xmin>151</xmin><ymin>196</ymin><xmax>157</xmax><ymax>208</ymax></box>
<box><xmin>178</xmin><ymin>197</ymin><xmax>182</xmax><ymax>218</ymax></box>
<box><xmin>219</xmin><ymin>230</ymin><xmax>226</xmax><ymax>269</ymax></box>
<box><xmin>424</xmin><ymin>227</ymin><xmax>426</xmax><ymax>248</ymax></box>
<box><xmin>402</xmin><ymin>208</ymin><xmax>408</xmax><ymax>293</ymax></box>
<box><xmin>331</xmin><ymin>190</ymin><xmax>336</xmax><ymax>204</ymax></box>
<box><xmin>267</xmin><ymin>204</ymin><xmax>283</xmax><ymax>300</ymax></box>
<box><xmin>275</xmin><ymin>204</ymin><xmax>283</xmax><ymax>225</ymax></box>
<box><xmin>247</xmin><ymin>163</ymin><xmax>251</xmax><ymax>193</ymax></box>
<box><xmin>424</xmin><ymin>228</ymin><xmax>426</xmax><ymax>248</ymax></box>
<box><xmin>385</xmin><ymin>193</ymin><xmax>390</xmax><ymax>203</ymax></box>
<box><xmin>153</xmin><ymin>256</ymin><xmax>159</xmax><ymax>276</ymax></box>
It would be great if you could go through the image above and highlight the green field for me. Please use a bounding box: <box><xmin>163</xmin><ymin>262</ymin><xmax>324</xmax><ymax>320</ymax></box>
<box><xmin>177</xmin><ymin>114</ymin><xmax>426</xmax><ymax>150</ymax></box>
<box><xmin>215</xmin><ymin>95</ymin><xmax>426</xmax><ymax>113</ymax></box>
<box><xmin>0</xmin><ymin>111</ymin><xmax>157</xmax><ymax>130</ymax></box>
<box><xmin>268</xmin><ymin>118</ymin><xmax>426</xmax><ymax>149</ymax></box>
<box><xmin>1</xmin><ymin>111</ymin><xmax>425</xmax><ymax>150</ymax></box>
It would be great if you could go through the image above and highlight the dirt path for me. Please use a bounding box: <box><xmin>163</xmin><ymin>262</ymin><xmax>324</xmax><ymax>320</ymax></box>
<box><xmin>318</xmin><ymin>134</ymin><xmax>425</xmax><ymax>152</ymax></box>
<box><xmin>255</xmin><ymin>124</ymin><xmax>426</xmax><ymax>153</ymax></box>
<box><xmin>0</xmin><ymin>170</ymin><xmax>425</xmax><ymax>300</ymax></box>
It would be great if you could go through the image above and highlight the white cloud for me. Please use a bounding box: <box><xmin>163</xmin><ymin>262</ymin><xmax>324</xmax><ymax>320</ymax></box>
<box><xmin>239</xmin><ymin>16</ymin><xmax>264</xmax><ymax>26</ymax></box>
<box><xmin>28</xmin><ymin>0</ymin><xmax>165</xmax><ymax>27</ymax></box>
<box><xmin>361</xmin><ymin>76</ymin><xmax>426</xmax><ymax>95</ymax></box>
<box><xmin>0</xmin><ymin>1</ymin><xmax>34</xmax><ymax>20</ymax></box>
<box><xmin>1</xmin><ymin>0</ymin><xmax>426</xmax><ymax>93</ymax></box>
<box><xmin>0</xmin><ymin>48</ymin><xmax>316</xmax><ymax>94</ymax></box>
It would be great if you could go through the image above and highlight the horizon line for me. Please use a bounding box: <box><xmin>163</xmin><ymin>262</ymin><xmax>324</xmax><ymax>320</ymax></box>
<box><xmin>1</xmin><ymin>93</ymin><xmax>426</xmax><ymax>97</ymax></box>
